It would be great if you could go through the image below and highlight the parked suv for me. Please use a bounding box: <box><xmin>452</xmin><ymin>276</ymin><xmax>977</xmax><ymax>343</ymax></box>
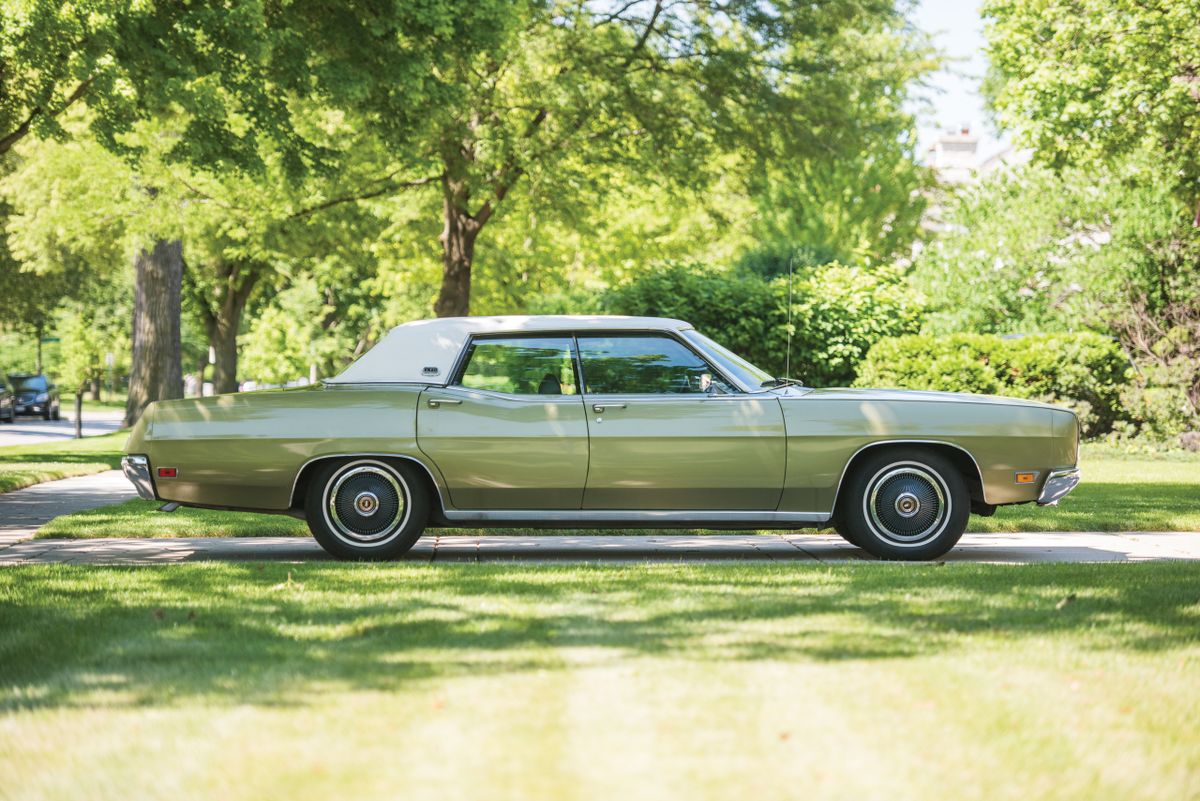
<box><xmin>8</xmin><ymin>373</ymin><xmax>61</xmax><ymax>420</ymax></box>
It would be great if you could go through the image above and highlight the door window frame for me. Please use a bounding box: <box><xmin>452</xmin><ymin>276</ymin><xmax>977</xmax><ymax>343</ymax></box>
<box><xmin>448</xmin><ymin>329</ymin><xmax>749</xmax><ymax>398</ymax></box>
<box><xmin>572</xmin><ymin>331</ymin><xmax>743</xmax><ymax>397</ymax></box>
<box><xmin>449</xmin><ymin>332</ymin><xmax>584</xmax><ymax>399</ymax></box>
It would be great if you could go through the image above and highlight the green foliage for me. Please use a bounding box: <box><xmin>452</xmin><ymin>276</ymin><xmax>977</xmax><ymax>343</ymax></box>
<box><xmin>855</xmin><ymin>333</ymin><xmax>1132</xmax><ymax>436</ymax></box>
<box><xmin>0</xmin><ymin>1</ymin><xmax>319</xmax><ymax>170</ymax></box>
<box><xmin>605</xmin><ymin>261</ymin><xmax>921</xmax><ymax>387</ymax></box>
<box><xmin>984</xmin><ymin>0</ymin><xmax>1200</xmax><ymax>197</ymax></box>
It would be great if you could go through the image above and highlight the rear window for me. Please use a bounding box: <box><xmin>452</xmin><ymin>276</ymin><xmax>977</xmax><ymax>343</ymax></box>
<box><xmin>9</xmin><ymin>375</ymin><xmax>48</xmax><ymax>392</ymax></box>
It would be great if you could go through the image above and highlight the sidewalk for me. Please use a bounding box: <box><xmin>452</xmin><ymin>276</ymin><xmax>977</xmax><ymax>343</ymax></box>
<box><xmin>0</xmin><ymin>470</ymin><xmax>134</xmax><ymax>548</ymax></box>
<box><xmin>3</xmin><ymin>530</ymin><xmax>1200</xmax><ymax>565</ymax></box>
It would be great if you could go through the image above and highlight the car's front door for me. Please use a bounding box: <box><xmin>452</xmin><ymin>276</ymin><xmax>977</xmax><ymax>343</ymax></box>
<box><xmin>417</xmin><ymin>335</ymin><xmax>589</xmax><ymax>509</ymax></box>
<box><xmin>577</xmin><ymin>333</ymin><xmax>787</xmax><ymax>510</ymax></box>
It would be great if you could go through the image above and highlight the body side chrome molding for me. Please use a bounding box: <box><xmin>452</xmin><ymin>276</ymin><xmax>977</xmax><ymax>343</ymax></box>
<box><xmin>440</xmin><ymin>509</ymin><xmax>830</xmax><ymax>524</ymax></box>
<box><xmin>827</xmin><ymin>439</ymin><xmax>988</xmax><ymax>513</ymax></box>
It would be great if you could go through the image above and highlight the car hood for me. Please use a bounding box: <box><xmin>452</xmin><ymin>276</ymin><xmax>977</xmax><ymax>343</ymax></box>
<box><xmin>781</xmin><ymin>386</ymin><xmax>1068</xmax><ymax>412</ymax></box>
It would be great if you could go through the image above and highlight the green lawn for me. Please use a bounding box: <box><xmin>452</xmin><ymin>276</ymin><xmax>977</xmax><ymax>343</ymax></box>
<box><xmin>0</xmin><ymin>431</ymin><xmax>126</xmax><ymax>494</ymax></box>
<box><xmin>62</xmin><ymin>390</ymin><xmax>129</xmax><ymax>413</ymax></box>
<box><xmin>0</xmin><ymin>562</ymin><xmax>1197</xmax><ymax>801</ymax></box>
<box><xmin>36</xmin><ymin>443</ymin><xmax>1200</xmax><ymax>539</ymax></box>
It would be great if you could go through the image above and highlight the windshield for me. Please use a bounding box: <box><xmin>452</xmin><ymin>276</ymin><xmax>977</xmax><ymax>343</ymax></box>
<box><xmin>9</xmin><ymin>375</ymin><xmax>48</xmax><ymax>392</ymax></box>
<box><xmin>682</xmin><ymin>330</ymin><xmax>775</xmax><ymax>390</ymax></box>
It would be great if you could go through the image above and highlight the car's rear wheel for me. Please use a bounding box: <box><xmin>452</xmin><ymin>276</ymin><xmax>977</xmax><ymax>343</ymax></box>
<box><xmin>305</xmin><ymin>458</ymin><xmax>429</xmax><ymax>560</ymax></box>
<box><xmin>835</xmin><ymin>448</ymin><xmax>970</xmax><ymax>561</ymax></box>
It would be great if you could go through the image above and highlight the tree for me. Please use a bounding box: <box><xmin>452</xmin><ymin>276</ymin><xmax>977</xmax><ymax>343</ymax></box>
<box><xmin>984</xmin><ymin>0</ymin><xmax>1200</xmax><ymax>216</ymax></box>
<box><xmin>311</xmin><ymin>0</ymin><xmax>925</xmax><ymax>316</ymax></box>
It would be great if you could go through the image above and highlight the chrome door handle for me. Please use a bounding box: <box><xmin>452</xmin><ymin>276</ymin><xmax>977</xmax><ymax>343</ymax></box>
<box><xmin>592</xmin><ymin>403</ymin><xmax>626</xmax><ymax>412</ymax></box>
<box><xmin>427</xmin><ymin>398</ymin><xmax>463</xmax><ymax>408</ymax></box>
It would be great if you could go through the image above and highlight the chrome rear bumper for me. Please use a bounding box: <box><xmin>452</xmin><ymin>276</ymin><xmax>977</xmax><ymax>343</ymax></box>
<box><xmin>1037</xmin><ymin>467</ymin><xmax>1080</xmax><ymax>506</ymax></box>
<box><xmin>121</xmin><ymin>455</ymin><xmax>157</xmax><ymax>500</ymax></box>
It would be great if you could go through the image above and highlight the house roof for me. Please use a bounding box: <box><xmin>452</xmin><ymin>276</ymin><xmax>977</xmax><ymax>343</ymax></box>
<box><xmin>327</xmin><ymin>315</ymin><xmax>693</xmax><ymax>385</ymax></box>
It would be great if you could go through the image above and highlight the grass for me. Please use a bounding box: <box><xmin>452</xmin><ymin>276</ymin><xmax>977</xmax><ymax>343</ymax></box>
<box><xmin>61</xmin><ymin>390</ymin><xmax>128</xmax><ymax>413</ymax></box>
<box><xmin>0</xmin><ymin>562</ymin><xmax>1197</xmax><ymax>801</ymax></box>
<box><xmin>36</xmin><ymin>443</ymin><xmax>1200</xmax><ymax>539</ymax></box>
<box><xmin>0</xmin><ymin>431</ymin><xmax>126</xmax><ymax>494</ymax></box>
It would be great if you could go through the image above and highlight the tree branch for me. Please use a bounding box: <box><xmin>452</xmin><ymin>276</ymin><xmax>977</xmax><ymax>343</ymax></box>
<box><xmin>288</xmin><ymin>174</ymin><xmax>439</xmax><ymax>219</ymax></box>
<box><xmin>0</xmin><ymin>75</ymin><xmax>94</xmax><ymax>155</ymax></box>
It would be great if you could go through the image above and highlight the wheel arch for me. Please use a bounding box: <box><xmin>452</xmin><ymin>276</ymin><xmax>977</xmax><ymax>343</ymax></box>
<box><xmin>830</xmin><ymin>440</ymin><xmax>986</xmax><ymax>514</ymax></box>
<box><xmin>290</xmin><ymin>453</ymin><xmax>446</xmax><ymax>514</ymax></box>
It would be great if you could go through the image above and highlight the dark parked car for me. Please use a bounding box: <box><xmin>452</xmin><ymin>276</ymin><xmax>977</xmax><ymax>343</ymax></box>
<box><xmin>8</xmin><ymin>373</ymin><xmax>61</xmax><ymax>420</ymax></box>
<box><xmin>0</xmin><ymin>381</ymin><xmax>14</xmax><ymax>423</ymax></box>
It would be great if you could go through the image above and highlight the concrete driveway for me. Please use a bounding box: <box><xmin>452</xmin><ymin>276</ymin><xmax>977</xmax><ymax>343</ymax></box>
<box><xmin>4</xmin><ymin>529</ymin><xmax>1200</xmax><ymax>565</ymax></box>
<box><xmin>0</xmin><ymin>409</ymin><xmax>124</xmax><ymax>448</ymax></box>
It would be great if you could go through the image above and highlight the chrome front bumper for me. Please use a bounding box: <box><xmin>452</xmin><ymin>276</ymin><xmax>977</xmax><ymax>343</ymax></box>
<box><xmin>1038</xmin><ymin>467</ymin><xmax>1080</xmax><ymax>506</ymax></box>
<box><xmin>121</xmin><ymin>455</ymin><xmax>157</xmax><ymax>500</ymax></box>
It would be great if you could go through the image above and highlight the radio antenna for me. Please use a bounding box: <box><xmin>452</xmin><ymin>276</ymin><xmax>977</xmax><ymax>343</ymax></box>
<box><xmin>784</xmin><ymin>250</ymin><xmax>795</xmax><ymax>380</ymax></box>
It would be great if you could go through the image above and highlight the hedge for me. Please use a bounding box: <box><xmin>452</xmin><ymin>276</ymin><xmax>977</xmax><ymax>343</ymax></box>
<box><xmin>604</xmin><ymin>261</ymin><xmax>922</xmax><ymax>386</ymax></box>
<box><xmin>854</xmin><ymin>333</ymin><xmax>1131</xmax><ymax>436</ymax></box>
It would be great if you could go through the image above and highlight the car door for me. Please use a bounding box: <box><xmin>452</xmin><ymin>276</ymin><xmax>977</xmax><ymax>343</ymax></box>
<box><xmin>577</xmin><ymin>333</ymin><xmax>787</xmax><ymax>510</ymax></box>
<box><xmin>417</xmin><ymin>335</ymin><xmax>590</xmax><ymax>510</ymax></box>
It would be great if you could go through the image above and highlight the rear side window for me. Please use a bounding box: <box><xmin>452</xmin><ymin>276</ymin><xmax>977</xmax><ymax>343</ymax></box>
<box><xmin>456</xmin><ymin>337</ymin><xmax>577</xmax><ymax>396</ymax></box>
<box><xmin>576</xmin><ymin>334</ymin><xmax>733</xmax><ymax>394</ymax></box>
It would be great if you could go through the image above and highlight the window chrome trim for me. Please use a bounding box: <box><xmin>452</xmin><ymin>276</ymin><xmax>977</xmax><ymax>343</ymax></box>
<box><xmin>573</xmin><ymin>329</ymin><xmax>748</xmax><ymax>395</ymax></box>
<box><xmin>449</xmin><ymin>332</ymin><xmax>582</xmax><ymax>398</ymax></box>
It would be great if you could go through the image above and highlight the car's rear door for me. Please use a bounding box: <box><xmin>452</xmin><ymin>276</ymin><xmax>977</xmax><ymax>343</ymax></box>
<box><xmin>417</xmin><ymin>334</ymin><xmax>589</xmax><ymax>509</ymax></box>
<box><xmin>577</xmin><ymin>333</ymin><xmax>786</xmax><ymax>510</ymax></box>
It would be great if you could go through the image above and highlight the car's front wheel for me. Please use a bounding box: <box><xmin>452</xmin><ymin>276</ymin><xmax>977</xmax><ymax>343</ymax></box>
<box><xmin>835</xmin><ymin>448</ymin><xmax>970</xmax><ymax>561</ymax></box>
<box><xmin>305</xmin><ymin>458</ymin><xmax>429</xmax><ymax>560</ymax></box>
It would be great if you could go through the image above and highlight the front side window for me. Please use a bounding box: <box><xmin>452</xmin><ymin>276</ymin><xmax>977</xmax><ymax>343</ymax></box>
<box><xmin>456</xmin><ymin>337</ymin><xmax>577</xmax><ymax>396</ymax></box>
<box><xmin>577</xmin><ymin>334</ymin><xmax>734</xmax><ymax>394</ymax></box>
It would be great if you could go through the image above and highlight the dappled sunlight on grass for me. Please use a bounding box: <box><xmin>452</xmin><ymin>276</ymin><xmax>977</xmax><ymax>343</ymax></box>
<box><xmin>1</xmin><ymin>562</ymin><xmax>1198</xmax><ymax>710</ymax></box>
<box><xmin>0</xmin><ymin>562</ymin><xmax>1197</xmax><ymax>801</ymax></box>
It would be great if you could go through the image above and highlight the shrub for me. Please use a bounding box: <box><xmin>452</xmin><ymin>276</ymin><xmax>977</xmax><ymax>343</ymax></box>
<box><xmin>855</xmin><ymin>332</ymin><xmax>1132</xmax><ymax>436</ymax></box>
<box><xmin>604</xmin><ymin>261</ymin><xmax>921</xmax><ymax>386</ymax></box>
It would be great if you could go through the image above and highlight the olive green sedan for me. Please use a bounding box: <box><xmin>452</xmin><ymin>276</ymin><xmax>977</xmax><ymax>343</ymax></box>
<box><xmin>122</xmin><ymin>315</ymin><xmax>1080</xmax><ymax>561</ymax></box>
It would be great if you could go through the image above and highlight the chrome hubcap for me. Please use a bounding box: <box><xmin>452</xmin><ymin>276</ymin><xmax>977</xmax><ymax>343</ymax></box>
<box><xmin>326</xmin><ymin>464</ymin><xmax>406</xmax><ymax>544</ymax></box>
<box><xmin>354</xmin><ymin>491</ymin><xmax>380</xmax><ymax>516</ymax></box>
<box><xmin>864</xmin><ymin>463</ymin><xmax>949</xmax><ymax>546</ymax></box>
<box><xmin>894</xmin><ymin>491</ymin><xmax>921</xmax><ymax>518</ymax></box>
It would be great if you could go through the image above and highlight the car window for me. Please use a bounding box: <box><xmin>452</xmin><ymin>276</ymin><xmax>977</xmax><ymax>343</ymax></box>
<box><xmin>9</xmin><ymin>375</ymin><xmax>48</xmax><ymax>392</ymax></box>
<box><xmin>681</xmin><ymin>330</ymin><xmax>774</xmax><ymax>389</ymax></box>
<box><xmin>577</xmin><ymin>334</ymin><xmax>734</xmax><ymax>395</ymax></box>
<box><xmin>457</xmin><ymin>337</ymin><xmax>578</xmax><ymax>396</ymax></box>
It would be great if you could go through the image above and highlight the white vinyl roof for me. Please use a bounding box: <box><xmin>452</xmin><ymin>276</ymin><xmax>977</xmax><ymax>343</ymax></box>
<box><xmin>328</xmin><ymin>315</ymin><xmax>693</xmax><ymax>385</ymax></box>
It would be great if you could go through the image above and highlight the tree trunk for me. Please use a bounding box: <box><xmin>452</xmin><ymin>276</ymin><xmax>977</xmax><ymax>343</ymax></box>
<box><xmin>90</xmin><ymin>377</ymin><xmax>101</xmax><ymax>401</ymax></box>
<box><xmin>197</xmin><ymin>264</ymin><xmax>258</xmax><ymax>395</ymax></box>
<box><xmin>434</xmin><ymin>177</ymin><xmax>482</xmax><ymax>317</ymax></box>
<box><xmin>35</xmin><ymin>323</ymin><xmax>43</xmax><ymax>374</ymax></box>
<box><xmin>125</xmin><ymin>240</ymin><xmax>183</xmax><ymax>427</ymax></box>
<box><xmin>210</xmin><ymin>306</ymin><xmax>243</xmax><ymax>394</ymax></box>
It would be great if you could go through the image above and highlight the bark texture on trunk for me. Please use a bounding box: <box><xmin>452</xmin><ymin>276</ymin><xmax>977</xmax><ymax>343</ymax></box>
<box><xmin>434</xmin><ymin>176</ymin><xmax>482</xmax><ymax>318</ymax></box>
<box><xmin>125</xmin><ymin>240</ymin><xmax>183</xmax><ymax>427</ymax></box>
<box><xmin>197</xmin><ymin>262</ymin><xmax>259</xmax><ymax>395</ymax></box>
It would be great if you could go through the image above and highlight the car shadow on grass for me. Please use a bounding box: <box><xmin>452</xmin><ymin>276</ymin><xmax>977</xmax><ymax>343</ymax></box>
<box><xmin>1</xmin><ymin>561</ymin><xmax>1198</xmax><ymax>711</ymax></box>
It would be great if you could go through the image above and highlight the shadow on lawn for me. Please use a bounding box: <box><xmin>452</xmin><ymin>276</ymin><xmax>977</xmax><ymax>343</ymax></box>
<box><xmin>1</xmin><ymin>561</ymin><xmax>1199</xmax><ymax>710</ymax></box>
